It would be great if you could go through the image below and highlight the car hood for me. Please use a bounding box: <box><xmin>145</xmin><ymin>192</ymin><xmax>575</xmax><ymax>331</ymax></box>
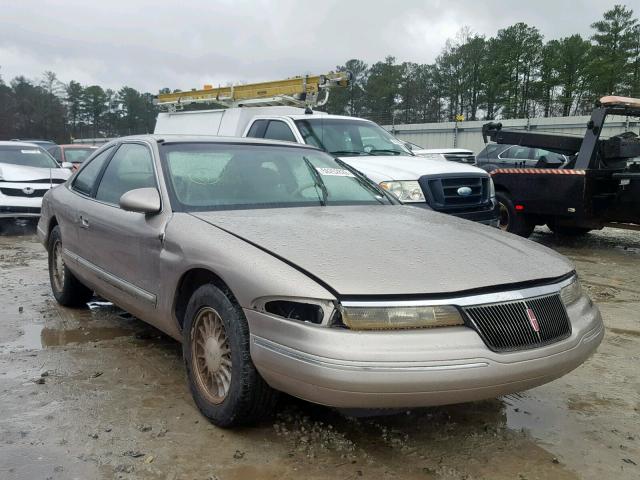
<box><xmin>0</xmin><ymin>163</ymin><xmax>70</xmax><ymax>182</ymax></box>
<box><xmin>338</xmin><ymin>155</ymin><xmax>486</xmax><ymax>183</ymax></box>
<box><xmin>414</xmin><ymin>148</ymin><xmax>474</xmax><ymax>155</ymax></box>
<box><xmin>191</xmin><ymin>206</ymin><xmax>573</xmax><ymax>297</ymax></box>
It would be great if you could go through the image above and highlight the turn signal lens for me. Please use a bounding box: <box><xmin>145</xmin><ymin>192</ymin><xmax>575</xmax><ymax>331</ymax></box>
<box><xmin>560</xmin><ymin>278</ymin><xmax>583</xmax><ymax>306</ymax></box>
<box><xmin>341</xmin><ymin>305</ymin><xmax>464</xmax><ymax>330</ymax></box>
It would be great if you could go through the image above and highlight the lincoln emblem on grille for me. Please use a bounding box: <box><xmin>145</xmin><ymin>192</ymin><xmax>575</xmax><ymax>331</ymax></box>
<box><xmin>457</xmin><ymin>186</ymin><xmax>472</xmax><ymax>196</ymax></box>
<box><xmin>525</xmin><ymin>307</ymin><xmax>540</xmax><ymax>332</ymax></box>
<box><xmin>22</xmin><ymin>187</ymin><xmax>35</xmax><ymax>195</ymax></box>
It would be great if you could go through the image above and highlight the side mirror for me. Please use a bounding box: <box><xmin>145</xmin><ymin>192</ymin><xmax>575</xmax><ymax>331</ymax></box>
<box><xmin>61</xmin><ymin>162</ymin><xmax>73</xmax><ymax>169</ymax></box>
<box><xmin>119</xmin><ymin>188</ymin><xmax>161</xmax><ymax>214</ymax></box>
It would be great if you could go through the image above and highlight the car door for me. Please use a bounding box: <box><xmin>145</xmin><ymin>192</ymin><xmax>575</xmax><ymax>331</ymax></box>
<box><xmin>64</xmin><ymin>146</ymin><xmax>116</xmax><ymax>275</ymax></box>
<box><xmin>498</xmin><ymin>145</ymin><xmax>532</xmax><ymax>168</ymax></box>
<box><xmin>80</xmin><ymin>141</ymin><xmax>169</xmax><ymax>319</ymax></box>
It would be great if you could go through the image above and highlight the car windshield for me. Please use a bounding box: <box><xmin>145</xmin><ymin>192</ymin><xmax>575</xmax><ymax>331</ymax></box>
<box><xmin>294</xmin><ymin>118</ymin><xmax>412</xmax><ymax>157</ymax></box>
<box><xmin>160</xmin><ymin>143</ymin><xmax>394</xmax><ymax>211</ymax></box>
<box><xmin>0</xmin><ymin>145</ymin><xmax>59</xmax><ymax>168</ymax></box>
<box><xmin>64</xmin><ymin>148</ymin><xmax>96</xmax><ymax>164</ymax></box>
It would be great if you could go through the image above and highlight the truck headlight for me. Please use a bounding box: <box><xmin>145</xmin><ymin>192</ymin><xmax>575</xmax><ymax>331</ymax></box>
<box><xmin>341</xmin><ymin>305</ymin><xmax>464</xmax><ymax>330</ymax></box>
<box><xmin>560</xmin><ymin>278</ymin><xmax>583</xmax><ymax>306</ymax></box>
<box><xmin>379</xmin><ymin>181</ymin><xmax>425</xmax><ymax>203</ymax></box>
<box><xmin>489</xmin><ymin>178</ymin><xmax>496</xmax><ymax>199</ymax></box>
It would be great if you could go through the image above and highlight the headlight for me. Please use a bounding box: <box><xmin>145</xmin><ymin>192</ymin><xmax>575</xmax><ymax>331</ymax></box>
<box><xmin>340</xmin><ymin>305</ymin><xmax>464</xmax><ymax>330</ymax></box>
<box><xmin>488</xmin><ymin>178</ymin><xmax>496</xmax><ymax>199</ymax></box>
<box><xmin>560</xmin><ymin>278</ymin><xmax>583</xmax><ymax>306</ymax></box>
<box><xmin>379</xmin><ymin>181</ymin><xmax>425</xmax><ymax>203</ymax></box>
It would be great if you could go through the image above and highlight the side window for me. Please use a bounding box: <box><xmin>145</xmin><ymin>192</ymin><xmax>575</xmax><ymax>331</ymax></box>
<box><xmin>72</xmin><ymin>147</ymin><xmax>113</xmax><ymax>196</ymax></box>
<box><xmin>482</xmin><ymin>144</ymin><xmax>500</xmax><ymax>158</ymax></box>
<box><xmin>95</xmin><ymin>143</ymin><xmax>156</xmax><ymax>206</ymax></box>
<box><xmin>501</xmin><ymin>146</ymin><xmax>531</xmax><ymax>160</ymax></box>
<box><xmin>246</xmin><ymin>120</ymin><xmax>267</xmax><ymax>138</ymax></box>
<box><xmin>263</xmin><ymin>121</ymin><xmax>297</xmax><ymax>142</ymax></box>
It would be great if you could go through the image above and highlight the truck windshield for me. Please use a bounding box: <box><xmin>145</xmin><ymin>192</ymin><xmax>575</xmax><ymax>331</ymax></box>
<box><xmin>160</xmin><ymin>143</ymin><xmax>394</xmax><ymax>211</ymax></box>
<box><xmin>294</xmin><ymin>118</ymin><xmax>412</xmax><ymax>157</ymax></box>
<box><xmin>0</xmin><ymin>145</ymin><xmax>59</xmax><ymax>168</ymax></box>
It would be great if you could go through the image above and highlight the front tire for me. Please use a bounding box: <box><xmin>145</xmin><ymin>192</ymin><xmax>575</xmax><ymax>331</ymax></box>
<box><xmin>182</xmin><ymin>284</ymin><xmax>277</xmax><ymax>427</ymax></box>
<box><xmin>496</xmin><ymin>191</ymin><xmax>535</xmax><ymax>237</ymax></box>
<box><xmin>48</xmin><ymin>226</ymin><xmax>93</xmax><ymax>307</ymax></box>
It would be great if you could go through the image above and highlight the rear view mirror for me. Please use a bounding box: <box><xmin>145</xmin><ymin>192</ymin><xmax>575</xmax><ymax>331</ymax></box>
<box><xmin>119</xmin><ymin>188</ymin><xmax>161</xmax><ymax>214</ymax></box>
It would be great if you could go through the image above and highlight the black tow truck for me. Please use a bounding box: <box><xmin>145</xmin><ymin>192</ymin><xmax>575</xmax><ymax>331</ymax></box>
<box><xmin>481</xmin><ymin>96</ymin><xmax>640</xmax><ymax>237</ymax></box>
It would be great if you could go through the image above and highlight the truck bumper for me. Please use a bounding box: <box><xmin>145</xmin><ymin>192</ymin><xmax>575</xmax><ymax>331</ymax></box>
<box><xmin>413</xmin><ymin>200</ymin><xmax>500</xmax><ymax>227</ymax></box>
<box><xmin>245</xmin><ymin>296</ymin><xmax>603</xmax><ymax>409</ymax></box>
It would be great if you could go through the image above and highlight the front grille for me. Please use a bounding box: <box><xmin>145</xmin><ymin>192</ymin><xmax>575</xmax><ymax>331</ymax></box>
<box><xmin>444</xmin><ymin>153</ymin><xmax>476</xmax><ymax>164</ymax></box>
<box><xmin>419</xmin><ymin>175</ymin><xmax>489</xmax><ymax>210</ymax></box>
<box><xmin>463</xmin><ymin>294</ymin><xmax>571</xmax><ymax>352</ymax></box>
<box><xmin>0</xmin><ymin>187</ymin><xmax>47</xmax><ymax>197</ymax></box>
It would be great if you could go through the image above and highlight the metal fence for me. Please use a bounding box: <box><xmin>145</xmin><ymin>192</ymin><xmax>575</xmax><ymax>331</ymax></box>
<box><xmin>383</xmin><ymin>115</ymin><xmax>640</xmax><ymax>154</ymax></box>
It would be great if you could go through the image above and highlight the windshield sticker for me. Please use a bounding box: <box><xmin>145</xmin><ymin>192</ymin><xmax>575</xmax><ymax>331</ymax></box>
<box><xmin>315</xmin><ymin>167</ymin><xmax>355</xmax><ymax>177</ymax></box>
<box><xmin>21</xmin><ymin>149</ymin><xmax>41</xmax><ymax>154</ymax></box>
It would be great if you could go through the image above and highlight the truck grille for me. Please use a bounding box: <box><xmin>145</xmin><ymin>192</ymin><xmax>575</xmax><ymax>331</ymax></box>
<box><xmin>0</xmin><ymin>187</ymin><xmax>47</xmax><ymax>197</ymax></box>
<box><xmin>463</xmin><ymin>294</ymin><xmax>571</xmax><ymax>352</ymax></box>
<box><xmin>419</xmin><ymin>175</ymin><xmax>489</xmax><ymax>210</ymax></box>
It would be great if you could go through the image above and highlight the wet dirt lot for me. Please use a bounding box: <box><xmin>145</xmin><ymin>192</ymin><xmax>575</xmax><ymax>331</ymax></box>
<box><xmin>0</xmin><ymin>220</ymin><xmax>638</xmax><ymax>480</ymax></box>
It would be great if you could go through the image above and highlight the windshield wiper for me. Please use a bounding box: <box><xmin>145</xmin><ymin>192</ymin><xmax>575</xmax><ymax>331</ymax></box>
<box><xmin>367</xmin><ymin>149</ymin><xmax>404</xmax><ymax>156</ymax></box>
<box><xmin>302</xmin><ymin>156</ymin><xmax>328</xmax><ymax>206</ymax></box>
<box><xmin>329</xmin><ymin>150</ymin><xmax>366</xmax><ymax>156</ymax></box>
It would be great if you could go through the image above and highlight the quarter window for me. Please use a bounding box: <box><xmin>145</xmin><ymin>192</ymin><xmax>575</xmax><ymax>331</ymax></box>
<box><xmin>246</xmin><ymin>120</ymin><xmax>267</xmax><ymax>138</ymax></box>
<box><xmin>95</xmin><ymin>143</ymin><xmax>156</xmax><ymax>205</ymax></box>
<box><xmin>72</xmin><ymin>147</ymin><xmax>113</xmax><ymax>196</ymax></box>
<box><xmin>263</xmin><ymin>121</ymin><xmax>297</xmax><ymax>142</ymax></box>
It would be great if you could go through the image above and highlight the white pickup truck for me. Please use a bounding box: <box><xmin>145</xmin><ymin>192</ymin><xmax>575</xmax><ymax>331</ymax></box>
<box><xmin>155</xmin><ymin>107</ymin><xmax>499</xmax><ymax>225</ymax></box>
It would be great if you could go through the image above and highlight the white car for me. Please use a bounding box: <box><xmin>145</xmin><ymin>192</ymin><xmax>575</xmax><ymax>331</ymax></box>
<box><xmin>0</xmin><ymin>141</ymin><xmax>71</xmax><ymax>219</ymax></box>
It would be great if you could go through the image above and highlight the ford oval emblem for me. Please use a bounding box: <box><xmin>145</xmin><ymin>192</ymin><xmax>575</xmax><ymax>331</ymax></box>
<box><xmin>457</xmin><ymin>186</ymin><xmax>472</xmax><ymax>197</ymax></box>
<box><xmin>22</xmin><ymin>187</ymin><xmax>35</xmax><ymax>195</ymax></box>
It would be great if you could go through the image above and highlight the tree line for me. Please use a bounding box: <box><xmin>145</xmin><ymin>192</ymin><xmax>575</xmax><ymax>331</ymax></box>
<box><xmin>0</xmin><ymin>4</ymin><xmax>638</xmax><ymax>143</ymax></box>
<box><xmin>325</xmin><ymin>4</ymin><xmax>640</xmax><ymax>125</ymax></box>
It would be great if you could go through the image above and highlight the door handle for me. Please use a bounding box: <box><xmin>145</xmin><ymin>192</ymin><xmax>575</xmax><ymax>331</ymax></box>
<box><xmin>80</xmin><ymin>215</ymin><xmax>90</xmax><ymax>229</ymax></box>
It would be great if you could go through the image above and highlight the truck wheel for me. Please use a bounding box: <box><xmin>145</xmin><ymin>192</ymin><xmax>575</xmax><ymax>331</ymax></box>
<box><xmin>547</xmin><ymin>223</ymin><xmax>592</xmax><ymax>236</ymax></box>
<box><xmin>496</xmin><ymin>192</ymin><xmax>535</xmax><ymax>237</ymax></box>
<box><xmin>182</xmin><ymin>283</ymin><xmax>278</xmax><ymax>428</ymax></box>
<box><xmin>48</xmin><ymin>226</ymin><xmax>93</xmax><ymax>307</ymax></box>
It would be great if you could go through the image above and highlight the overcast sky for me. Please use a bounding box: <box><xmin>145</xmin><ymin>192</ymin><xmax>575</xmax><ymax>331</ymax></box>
<box><xmin>0</xmin><ymin>0</ymin><xmax>629</xmax><ymax>93</ymax></box>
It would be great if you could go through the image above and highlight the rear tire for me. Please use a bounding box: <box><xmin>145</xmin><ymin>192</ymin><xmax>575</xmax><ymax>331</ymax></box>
<box><xmin>48</xmin><ymin>226</ymin><xmax>93</xmax><ymax>307</ymax></box>
<box><xmin>547</xmin><ymin>223</ymin><xmax>591</xmax><ymax>236</ymax></box>
<box><xmin>496</xmin><ymin>192</ymin><xmax>535</xmax><ymax>237</ymax></box>
<box><xmin>182</xmin><ymin>283</ymin><xmax>278</xmax><ymax>428</ymax></box>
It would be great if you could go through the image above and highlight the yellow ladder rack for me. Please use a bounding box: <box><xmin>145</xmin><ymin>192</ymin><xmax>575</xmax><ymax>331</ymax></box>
<box><xmin>155</xmin><ymin>72</ymin><xmax>351</xmax><ymax>110</ymax></box>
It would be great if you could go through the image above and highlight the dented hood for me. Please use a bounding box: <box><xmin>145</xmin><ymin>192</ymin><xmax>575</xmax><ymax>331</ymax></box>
<box><xmin>191</xmin><ymin>206</ymin><xmax>573</xmax><ymax>297</ymax></box>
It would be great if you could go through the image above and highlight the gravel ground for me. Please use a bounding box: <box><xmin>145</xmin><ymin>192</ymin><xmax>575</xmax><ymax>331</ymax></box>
<box><xmin>0</xmin><ymin>220</ymin><xmax>638</xmax><ymax>480</ymax></box>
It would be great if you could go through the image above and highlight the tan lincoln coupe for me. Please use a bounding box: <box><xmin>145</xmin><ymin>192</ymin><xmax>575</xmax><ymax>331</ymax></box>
<box><xmin>37</xmin><ymin>135</ymin><xmax>603</xmax><ymax>427</ymax></box>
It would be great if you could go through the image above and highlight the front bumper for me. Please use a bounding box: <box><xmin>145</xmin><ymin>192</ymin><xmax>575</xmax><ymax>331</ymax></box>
<box><xmin>246</xmin><ymin>294</ymin><xmax>603</xmax><ymax>408</ymax></box>
<box><xmin>0</xmin><ymin>183</ymin><xmax>48</xmax><ymax>218</ymax></box>
<box><xmin>412</xmin><ymin>200</ymin><xmax>500</xmax><ymax>227</ymax></box>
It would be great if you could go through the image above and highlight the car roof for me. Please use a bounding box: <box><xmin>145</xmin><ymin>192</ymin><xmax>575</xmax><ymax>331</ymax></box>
<box><xmin>284</xmin><ymin>113</ymin><xmax>373</xmax><ymax>122</ymax></box>
<box><xmin>109</xmin><ymin>134</ymin><xmax>324</xmax><ymax>151</ymax></box>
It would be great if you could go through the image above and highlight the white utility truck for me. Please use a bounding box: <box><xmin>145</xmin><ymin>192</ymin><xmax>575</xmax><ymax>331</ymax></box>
<box><xmin>154</xmin><ymin>74</ymin><xmax>499</xmax><ymax>225</ymax></box>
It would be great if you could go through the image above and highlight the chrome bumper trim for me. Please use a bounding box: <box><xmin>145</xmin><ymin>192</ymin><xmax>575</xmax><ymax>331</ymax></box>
<box><xmin>340</xmin><ymin>276</ymin><xmax>575</xmax><ymax>308</ymax></box>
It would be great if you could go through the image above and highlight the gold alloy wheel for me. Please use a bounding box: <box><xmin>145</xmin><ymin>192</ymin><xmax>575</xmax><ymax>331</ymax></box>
<box><xmin>498</xmin><ymin>202</ymin><xmax>510</xmax><ymax>231</ymax></box>
<box><xmin>52</xmin><ymin>240</ymin><xmax>66</xmax><ymax>292</ymax></box>
<box><xmin>191</xmin><ymin>307</ymin><xmax>232</xmax><ymax>404</ymax></box>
